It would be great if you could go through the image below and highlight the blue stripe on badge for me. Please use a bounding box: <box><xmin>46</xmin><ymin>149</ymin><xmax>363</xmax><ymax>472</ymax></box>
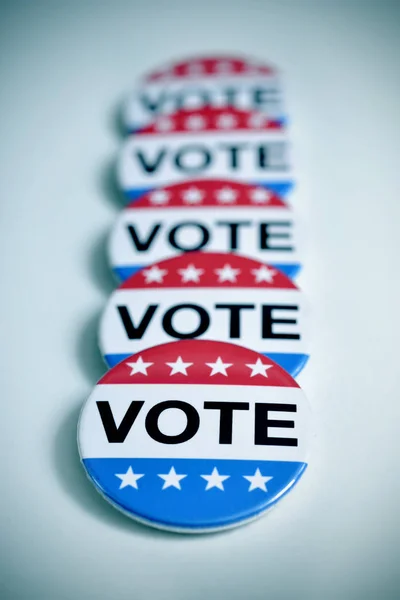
<box><xmin>252</xmin><ymin>181</ymin><xmax>294</xmax><ymax>196</ymax></box>
<box><xmin>124</xmin><ymin>187</ymin><xmax>154</xmax><ymax>202</ymax></box>
<box><xmin>124</xmin><ymin>180</ymin><xmax>293</xmax><ymax>202</ymax></box>
<box><xmin>83</xmin><ymin>457</ymin><xmax>307</xmax><ymax>530</ymax></box>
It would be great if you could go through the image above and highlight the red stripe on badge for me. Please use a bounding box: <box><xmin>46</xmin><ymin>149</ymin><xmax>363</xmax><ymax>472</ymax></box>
<box><xmin>118</xmin><ymin>252</ymin><xmax>298</xmax><ymax>290</ymax></box>
<box><xmin>137</xmin><ymin>107</ymin><xmax>282</xmax><ymax>135</ymax></box>
<box><xmin>146</xmin><ymin>56</ymin><xmax>275</xmax><ymax>81</ymax></box>
<box><xmin>98</xmin><ymin>339</ymin><xmax>300</xmax><ymax>388</ymax></box>
<box><xmin>128</xmin><ymin>180</ymin><xmax>288</xmax><ymax>209</ymax></box>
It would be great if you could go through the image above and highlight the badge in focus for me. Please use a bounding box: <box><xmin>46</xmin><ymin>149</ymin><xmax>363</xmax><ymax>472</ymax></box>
<box><xmin>78</xmin><ymin>339</ymin><xmax>311</xmax><ymax>532</ymax></box>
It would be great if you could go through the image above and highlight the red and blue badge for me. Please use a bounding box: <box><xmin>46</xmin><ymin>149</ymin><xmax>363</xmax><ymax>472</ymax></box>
<box><xmin>99</xmin><ymin>252</ymin><xmax>309</xmax><ymax>376</ymax></box>
<box><xmin>108</xmin><ymin>179</ymin><xmax>302</xmax><ymax>281</ymax></box>
<box><xmin>78</xmin><ymin>339</ymin><xmax>311</xmax><ymax>533</ymax></box>
<box><xmin>124</xmin><ymin>55</ymin><xmax>284</xmax><ymax>133</ymax></box>
<box><xmin>117</xmin><ymin>106</ymin><xmax>292</xmax><ymax>200</ymax></box>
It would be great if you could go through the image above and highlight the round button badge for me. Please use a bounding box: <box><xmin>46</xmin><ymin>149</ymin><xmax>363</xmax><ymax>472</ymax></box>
<box><xmin>108</xmin><ymin>179</ymin><xmax>302</xmax><ymax>282</ymax></box>
<box><xmin>99</xmin><ymin>252</ymin><xmax>310</xmax><ymax>376</ymax></box>
<box><xmin>124</xmin><ymin>56</ymin><xmax>283</xmax><ymax>134</ymax></box>
<box><xmin>117</xmin><ymin>106</ymin><xmax>293</xmax><ymax>201</ymax></box>
<box><xmin>78</xmin><ymin>339</ymin><xmax>311</xmax><ymax>533</ymax></box>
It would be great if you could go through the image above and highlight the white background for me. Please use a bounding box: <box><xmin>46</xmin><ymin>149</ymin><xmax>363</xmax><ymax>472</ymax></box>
<box><xmin>1</xmin><ymin>1</ymin><xmax>400</xmax><ymax>599</ymax></box>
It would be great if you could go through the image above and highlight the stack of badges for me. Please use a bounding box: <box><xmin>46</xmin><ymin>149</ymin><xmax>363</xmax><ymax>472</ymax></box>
<box><xmin>78</xmin><ymin>55</ymin><xmax>311</xmax><ymax>533</ymax></box>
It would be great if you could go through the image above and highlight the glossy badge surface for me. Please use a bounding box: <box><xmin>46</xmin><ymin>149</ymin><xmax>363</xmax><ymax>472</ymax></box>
<box><xmin>117</xmin><ymin>107</ymin><xmax>293</xmax><ymax>201</ymax></box>
<box><xmin>99</xmin><ymin>252</ymin><xmax>309</xmax><ymax>376</ymax></box>
<box><xmin>124</xmin><ymin>54</ymin><xmax>284</xmax><ymax>133</ymax></box>
<box><xmin>78</xmin><ymin>339</ymin><xmax>311</xmax><ymax>533</ymax></box>
<box><xmin>108</xmin><ymin>179</ymin><xmax>302</xmax><ymax>281</ymax></box>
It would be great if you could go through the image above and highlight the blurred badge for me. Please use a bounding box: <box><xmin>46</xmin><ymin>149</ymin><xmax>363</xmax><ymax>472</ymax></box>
<box><xmin>99</xmin><ymin>252</ymin><xmax>309</xmax><ymax>376</ymax></box>
<box><xmin>78</xmin><ymin>339</ymin><xmax>311</xmax><ymax>533</ymax></box>
<box><xmin>141</xmin><ymin>54</ymin><xmax>279</xmax><ymax>82</ymax></box>
<box><xmin>108</xmin><ymin>179</ymin><xmax>302</xmax><ymax>282</ymax></box>
<box><xmin>117</xmin><ymin>107</ymin><xmax>293</xmax><ymax>200</ymax></box>
<box><xmin>124</xmin><ymin>55</ymin><xmax>283</xmax><ymax>133</ymax></box>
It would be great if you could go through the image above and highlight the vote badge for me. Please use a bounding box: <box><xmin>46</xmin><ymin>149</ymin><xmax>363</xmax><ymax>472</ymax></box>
<box><xmin>99</xmin><ymin>252</ymin><xmax>309</xmax><ymax>376</ymax></box>
<box><xmin>78</xmin><ymin>339</ymin><xmax>311</xmax><ymax>533</ymax></box>
<box><xmin>117</xmin><ymin>106</ymin><xmax>293</xmax><ymax>201</ymax></box>
<box><xmin>108</xmin><ymin>179</ymin><xmax>301</xmax><ymax>282</ymax></box>
<box><xmin>124</xmin><ymin>55</ymin><xmax>284</xmax><ymax>133</ymax></box>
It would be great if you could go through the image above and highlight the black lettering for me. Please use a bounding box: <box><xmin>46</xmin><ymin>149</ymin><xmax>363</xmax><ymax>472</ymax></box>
<box><xmin>136</xmin><ymin>148</ymin><xmax>166</xmax><ymax>173</ymax></box>
<box><xmin>216</xmin><ymin>220</ymin><xmax>251</xmax><ymax>250</ymax></box>
<box><xmin>145</xmin><ymin>400</ymin><xmax>200</xmax><ymax>444</ymax></box>
<box><xmin>96</xmin><ymin>400</ymin><xmax>144</xmax><ymax>443</ymax></box>
<box><xmin>223</xmin><ymin>87</ymin><xmax>238</xmax><ymax>106</ymax></box>
<box><xmin>259</xmin><ymin>142</ymin><xmax>287</xmax><ymax>170</ymax></box>
<box><xmin>168</xmin><ymin>222</ymin><xmax>209</xmax><ymax>251</ymax></box>
<box><xmin>258</xmin><ymin>145</ymin><xmax>269</xmax><ymax>169</ymax></box>
<box><xmin>117</xmin><ymin>305</ymin><xmax>158</xmax><ymax>339</ymax></box>
<box><xmin>204</xmin><ymin>401</ymin><xmax>250</xmax><ymax>444</ymax></box>
<box><xmin>139</xmin><ymin>91</ymin><xmax>167</xmax><ymax>114</ymax></box>
<box><xmin>219</xmin><ymin>143</ymin><xmax>247</xmax><ymax>169</ymax></box>
<box><xmin>260</xmin><ymin>222</ymin><xmax>293</xmax><ymax>251</ymax></box>
<box><xmin>162</xmin><ymin>303</ymin><xmax>210</xmax><ymax>338</ymax></box>
<box><xmin>253</xmin><ymin>86</ymin><xmax>278</xmax><ymax>109</ymax></box>
<box><xmin>174</xmin><ymin>145</ymin><xmax>211</xmax><ymax>173</ymax></box>
<box><xmin>126</xmin><ymin>224</ymin><xmax>161</xmax><ymax>251</ymax></box>
<box><xmin>262</xmin><ymin>304</ymin><xmax>300</xmax><ymax>340</ymax></box>
<box><xmin>255</xmin><ymin>403</ymin><xmax>297</xmax><ymax>446</ymax></box>
<box><xmin>175</xmin><ymin>89</ymin><xmax>211</xmax><ymax>110</ymax></box>
<box><xmin>215</xmin><ymin>303</ymin><xmax>255</xmax><ymax>338</ymax></box>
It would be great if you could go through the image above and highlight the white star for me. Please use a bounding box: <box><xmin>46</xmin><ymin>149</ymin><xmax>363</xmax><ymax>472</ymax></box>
<box><xmin>126</xmin><ymin>356</ymin><xmax>154</xmax><ymax>376</ymax></box>
<box><xmin>201</xmin><ymin>467</ymin><xmax>230</xmax><ymax>490</ymax></box>
<box><xmin>205</xmin><ymin>357</ymin><xmax>233</xmax><ymax>377</ymax></box>
<box><xmin>245</xmin><ymin>358</ymin><xmax>273</xmax><ymax>378</ymax></box>
<box><xmin>149</xmin><ymin>189</ymin><xmax>170</xmax><ymax>205</ymax></box>
<box><xmin>216</xmin><ymin>113</ymin><xmax>238</xmax><ymax>129</ymax></box>
<box><xmin>243</xmin><ymin>468</ymin><xmax>273</xmax><ymax>492</ymax></box>
<box><xmin>158</xmin><ymin>466</ymin><xmax>187</xmax><ymax>490</ymax></box>
<box><xmin>142</xmin><ymin>265</ymin><xmax>168</xmax><ymax>283</ymax></box>
<box><xmin>216</xmin><ymin>187</ymin><xmax>238</xmax><ymax>204</ymax></box>
<box><xmin>165</xmin><ymin>356</ymin><xmax>193</xmax><ymax>376</ymax></box>
<box><xmin>251</xmin><ymin>265</ymin><xmax>277</xmax><ymax>283</ymax></box>
<box><xmin>250</xmin><ymin>187</ymin><xmax>272</xmax><ymax>204</ymax></box>
<box><xmin>248</xmin><ymin>113</ymin><xmax>267</xmax><ymax>128</ymax></box>
<box><xmin>182</xmin><ymin>186</ymin><xmax>204</xmax><ymax>204</ymax></box>
<box><xmin>115</xmin><ymin>466</ymin><xmax>144</xmax><ymax>489</ymax></box>
<box><xmin>214</xmin><ymin>263</ymin><xmax>241</xmax><ymax>282</ymax></box>
<box><xmin>155</xmin><ymin>117</ymin><xmax>174</xmax><ymax>132</ymax></box>
<box><xmin>178</xmin><ymin>263</ymin><xmax>204</xmax><ymax>283</ymax></box>
<box><xmin>185</xmin><ymin>115</ymin><xmax>206</xmax><ymax>130</ymax></box>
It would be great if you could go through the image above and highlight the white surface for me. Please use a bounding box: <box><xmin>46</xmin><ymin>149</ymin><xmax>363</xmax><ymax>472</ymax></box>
<box><xmin>1</xmin><ymin>1</ymin><xmax>400</xmax><ymax>599</ymax></box>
